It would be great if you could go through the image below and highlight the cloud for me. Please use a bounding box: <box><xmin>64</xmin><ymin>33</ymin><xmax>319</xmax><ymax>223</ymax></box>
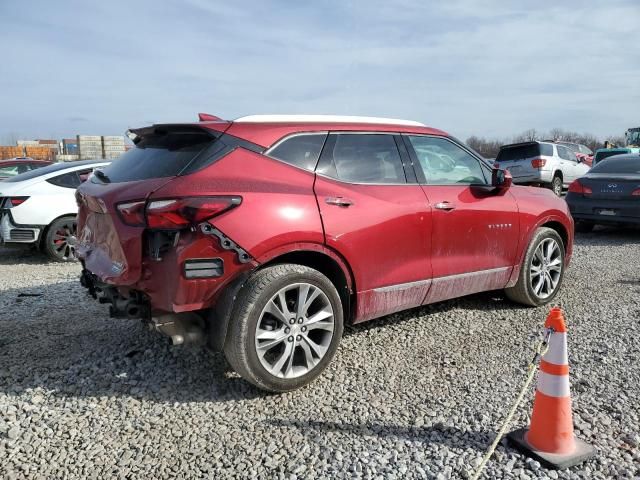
<box><xmin>0</xmin><ymin>0</ymin><xmax>638</xmax><ymax>140</ymax></box>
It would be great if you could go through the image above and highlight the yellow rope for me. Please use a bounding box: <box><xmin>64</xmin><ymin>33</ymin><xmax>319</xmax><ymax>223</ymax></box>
<box><xmin>470</xmin><ymin>336</ymin><xmax>551</xmax><ymax>479</ymax></box>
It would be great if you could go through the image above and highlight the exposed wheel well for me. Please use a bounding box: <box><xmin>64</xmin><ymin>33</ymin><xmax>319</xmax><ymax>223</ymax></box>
<box><xmin>541</xmin><ymin>221</ymin><xmax>568</xmax><ymax>250</ymax></box>
<box><xmin>260</xmin><ymin>251</ymin><xmax>353</xmax><ymax>322</ymax></box>
<box><xmin>553</xmin><ymin>171</ymin><xmax>563</xmax><ymax>181</ymax></box>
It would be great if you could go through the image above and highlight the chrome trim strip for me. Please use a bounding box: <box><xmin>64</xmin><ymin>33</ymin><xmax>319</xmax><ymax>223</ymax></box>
<box><xmin>372</xmin><ymin>266</ymin><xmax>511</xmax><ymax>293</ymax></box>
<box><xmin>431</xmin><ymin>266</ymin><xmax>511</xmax><ymax>284</ymax></box>
<box><xmin>373</xmin><ymin>279</ymin><xmax>432</xmax><ymax>293</ymax></box>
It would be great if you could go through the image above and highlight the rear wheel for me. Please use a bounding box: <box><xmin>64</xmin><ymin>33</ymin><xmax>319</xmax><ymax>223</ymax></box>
<box><xmin>505</xmin><ymin>227</ymin><xmax>565</xmax><ymax>306</ymax></box>
<box><xmin>43</xmin><ymin>216</ymin><xmax>77</xmax><ymax>262</ymax></box>
<box><xmin>224</xmin><ymin>264</ymin><xmax>344</xmax><ymax>392</ymax></box>
<box><xmin>550</xmin><ymin>175</ymin><xmax>563</xmax><ymax>196</ymax></box>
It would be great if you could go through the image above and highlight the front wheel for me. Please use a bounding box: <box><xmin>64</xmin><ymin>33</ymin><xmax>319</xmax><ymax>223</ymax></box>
<box><xmin>43</xmin><ymin>216</ymin><xmax>77</xmax><ymax>262</ymax></box>
<box><xmin>224</xmin><ymin>264</ymin><xmax>344</xmax><ymax>392</ymax></box>
<box><xmin>505</xmin><ymin>227</ymin><xmax>565</xmax><ymax>306</ymax></box>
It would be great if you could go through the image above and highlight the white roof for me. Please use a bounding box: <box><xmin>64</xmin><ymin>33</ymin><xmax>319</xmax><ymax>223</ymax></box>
<box><xmin>234</xmin><ymin>114</ymin><xmax>425</xmax><ymax>127</ymax></box>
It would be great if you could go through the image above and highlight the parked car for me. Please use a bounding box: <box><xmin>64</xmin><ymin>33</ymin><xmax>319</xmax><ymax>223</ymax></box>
<box><xmin>0</xmin><ymin>158</ymin><xmax>52</xmax><ymax>180</ymax></box>
<box><xmin>592</xmin><ymin>147</ymin><xmax>638</xmax><ymax>165</ymax></box>
<box><xmin>566</xmin><ymin>153</ymin><xmax>640</xmax><ymax>232</ymax></box>
<box><xmin>495</xmin><ymin>141</ymin><xmax>590</xmax><ymax>196</ymax></box>
<box><xmin>76</xmin><ymin>114</ymin><xmax>574</xmax><ymax>392</ymax></box>
<box><xmin>0</xmin><ymin>160</ymin><xmax>110</xmax><ymax>261</ymax></box>
<box><xmin>554</xmin><ymin>141</ymin><xmax>593</xmax><ymax>167</ymax></box>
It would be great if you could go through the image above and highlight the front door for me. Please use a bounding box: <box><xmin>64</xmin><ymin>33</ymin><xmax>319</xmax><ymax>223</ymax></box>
<box><xmin>314</xmin><ymin>132</ymin><xmax>432</xmax><ymax>322</ymax></box>
<box><xmin>403</xmin><ymin>134</ymin><xmax>520</xmax><ymax>304</ymax></box>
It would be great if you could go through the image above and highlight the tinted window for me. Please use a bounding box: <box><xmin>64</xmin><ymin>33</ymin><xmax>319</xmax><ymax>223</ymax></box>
<box><xmin>496</xmin><ymin>143</ymin><xmax>551</xmax><ymax>162</ymax></box>
<box><xmin>47</xmin><ymin>172</ymin><xmax>80</xmax><ymax>188</ymax></box>
<box><xmin>407</xmin><ymin>136</ymin><xmax>487</xmax><ymax>185</ymax></box>
<box><xmin>325</xmin><ymin>134</ymin><xmax>406</xmax><ymax>184</ymax></box>
<box><xmin>590</xmin><ymin>156</ymin><xmax>640</xmax><ymax>174</ymax></box>
<box><xmin>268</xmin><ymin>134</ymin><xmax>327</xmax><ymax>171</ymax></box>
<box><xmin>594</xmin><ymin>150</ymin><xmax>627</xmax><ymax>164</ymax></box>
<box><xmin>3</xmin><ymin>160</ymin><xmax>104</xmax><ymax>183</ymax></box>
<box><xmin>100</xmin><ymin>131</ymin><xmax>215</xmax><ymax>183</ymax></box>
<box><xmin>540</xmin><ymin>144</ymin><xmax>553</xmax><ymax>156</ymax></box>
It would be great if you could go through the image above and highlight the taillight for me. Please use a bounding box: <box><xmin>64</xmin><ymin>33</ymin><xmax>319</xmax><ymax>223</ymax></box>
<box><xmin>7</xmin><ymin>196</ymin><xmax>29</xmax><ymax>207</ymax></box>
<box><xmin>632</xmin><ymin>188</ymin><xmax>640</xmax><ymax>197</ymax></box>
<box><xmin>531</xmin><ymin>158</ymin><xmax>546</xmax><ymax>169</ymax></box>
<box><xmin>116</xmin><ymin>196</ymin><xmax>241</xmax><ymax>229</ymax></box>
<box><xmin>146</xmin><ymin>197</ymin><xmax>241</xmax><ymax>229</ymax></box>
<box><xmin>568</xmin><ymin>180</ymin><xmax>592</xmax><ymax>195</ymax></box>
<box><xmin>117</xmin><ymin>200</ymin><xmax>146</xmax><ymax>227</ymax></box>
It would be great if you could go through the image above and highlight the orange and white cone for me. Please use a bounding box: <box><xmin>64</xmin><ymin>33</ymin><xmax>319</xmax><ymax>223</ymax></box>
<box><xmin>508</xmin><ymin>308</ymin><xmax>595</xmax><ymax>469</ymax></box>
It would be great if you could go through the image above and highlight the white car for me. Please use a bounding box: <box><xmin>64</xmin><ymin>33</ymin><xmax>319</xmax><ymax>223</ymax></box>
<box><xmin>495</xmin><ymin>141</ymin><xmax>590</xmax><ymax>196</ymax></box>
<box><xmin>0</xmin><ymin>160</ymin><xmax>110</xmax><ymax>261</ymax></box>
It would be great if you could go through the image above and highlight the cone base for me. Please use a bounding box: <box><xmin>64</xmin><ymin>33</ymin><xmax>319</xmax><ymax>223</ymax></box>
<box><xmin>507</xmin><ymin>428</ymin><xmax>595</xmax><ymax>470</ymax></box>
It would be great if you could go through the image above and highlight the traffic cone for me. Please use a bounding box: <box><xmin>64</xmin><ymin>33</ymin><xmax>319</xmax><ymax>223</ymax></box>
<box><xmin>507</xmin><ymin>308</ymin><xmax>595</xmax><ymax>469</ymax></box>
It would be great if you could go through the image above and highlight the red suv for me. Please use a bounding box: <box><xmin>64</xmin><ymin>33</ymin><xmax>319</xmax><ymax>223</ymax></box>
<box><xmin>76</xmin><ymin>114</ymin><xmax>573</xmax><ymax>391</ymax></box>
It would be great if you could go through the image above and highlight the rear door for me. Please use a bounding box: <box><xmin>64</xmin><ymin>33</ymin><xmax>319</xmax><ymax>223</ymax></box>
<box><xmin>404</xmin><ymin>135</ymin><xmax>520</xmax><ymax>304</ymax></box>
<box><xmin>314</xmin><ymin>132</ymin><xmax>432</xmax><ymax>322</ymax></box>
<box><xmin>556</xmin><ymin>145</ymin><xmax>584</xmax><ymax>183</ymax></box>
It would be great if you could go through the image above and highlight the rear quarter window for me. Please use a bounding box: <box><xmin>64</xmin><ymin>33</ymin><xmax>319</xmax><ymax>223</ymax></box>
<box><xmin>47</xmin><ymin>171</ymin><xmax>81</xmax><ymax>188</ymax></box>
<box><xmin>267</xmin><ymin>133</ymin><xmax>327</xmax><ymax>171</ymax></box>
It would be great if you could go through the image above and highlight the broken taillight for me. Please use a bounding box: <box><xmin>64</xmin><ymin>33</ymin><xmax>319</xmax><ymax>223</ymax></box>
<box><xmin>116</xmin><ymin>200</ymin><xmax>146</xmax><ymax>227</ymax></box>
<box><xmin>117</xmin><ymin>197</ymin><xmax>241</xmax><ymax>229</ymax></box>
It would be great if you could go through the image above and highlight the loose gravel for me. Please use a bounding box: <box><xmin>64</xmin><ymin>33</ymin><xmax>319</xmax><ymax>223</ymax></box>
<box><xmin>0</xmin><ymin>228</ymin><xmax>639</xmax><ymax>479</ymax></box>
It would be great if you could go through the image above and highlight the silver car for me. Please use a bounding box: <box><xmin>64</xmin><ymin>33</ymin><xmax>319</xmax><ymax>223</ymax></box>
<box><xmin>495</xmin><ymin>141</ymin><xmax>590</xmax><ymax>196</ymax></box>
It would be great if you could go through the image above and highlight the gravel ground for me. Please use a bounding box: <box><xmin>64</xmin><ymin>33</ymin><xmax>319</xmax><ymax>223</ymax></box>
<box><xmin>0</xmin><ymin>228</ymin><xmax>639</xmax><ymax>479</ymax></box>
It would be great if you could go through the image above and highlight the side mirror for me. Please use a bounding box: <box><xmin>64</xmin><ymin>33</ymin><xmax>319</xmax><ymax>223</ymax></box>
<box><xmin>492</xmin><ymin>168</ymin><xmax>512</xmax><ymax>190</ymax></box>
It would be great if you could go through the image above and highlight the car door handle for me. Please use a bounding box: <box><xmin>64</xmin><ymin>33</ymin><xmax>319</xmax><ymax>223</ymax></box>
<box><xmin>434</xmin><ymin>201</ymin><xmax>456</xmax><ymax>211</ymax></box>
<box><xmin>325</xmin><ymin>197</ymin><xmax>353</xmax><ymax>207</ymax></box>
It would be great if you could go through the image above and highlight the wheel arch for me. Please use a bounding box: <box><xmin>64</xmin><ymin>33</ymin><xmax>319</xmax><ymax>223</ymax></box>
<box><xmin>209</xmin><ymin>244</ymin><xmax>356</xmax><ymax>352</ymax></box>
<box><xmin>38</xmin><ymin>213</ymin><xmax>77</xmax><ymax>249</ymax></box>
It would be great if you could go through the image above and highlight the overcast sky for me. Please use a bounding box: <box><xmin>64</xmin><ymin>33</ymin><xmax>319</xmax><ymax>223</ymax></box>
<box><xmin>0</xmin><ymin>0</ymin><xmax>638</xmax><ymax>142</ymax></box>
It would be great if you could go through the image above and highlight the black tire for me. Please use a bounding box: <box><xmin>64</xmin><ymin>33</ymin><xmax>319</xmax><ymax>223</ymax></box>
<box><xmin>223</xmin><ymin>264</ymin><xmax>344</xmax><ymax>392</ymax></box>
<box><xmin>43</xmin><ymin>216</ymin><xmax>77</xmax><ymax>262</ymax></box>
<box><xmin>550</xmin><ymin>175</ymin><xmax>563</xmax><ymax>196</ymax></box>
<box><xmin>505</xmin><ymin>227</ymin><xmax>565</xmax><ymax>307</ymax></box>
<box><xmin>575</xmin><ymin>221</ymin><xmax>594</xmax><ymax>233</ymax></box>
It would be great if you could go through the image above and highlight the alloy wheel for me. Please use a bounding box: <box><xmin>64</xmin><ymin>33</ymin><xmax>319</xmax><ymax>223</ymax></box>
<box><xmin>530</xmin><ymin>238</ymin><xmax>562</xmax><ymax>299</ymax></box>
<box><xmin>255</xmin><ymin>283</ymin><xmax>335</xmax><ymax>379</ymax></box>
<box><xmin>51</xmin><ymin>219</ymin><xmax>77</xmax><ymax>260</ymax></box>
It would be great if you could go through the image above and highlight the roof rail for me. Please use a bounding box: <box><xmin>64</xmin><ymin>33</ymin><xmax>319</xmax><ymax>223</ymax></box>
<box><xmin>233</xmin><ymin>114</ymin><xmax>425</xmax><ymax>127</ymax></box>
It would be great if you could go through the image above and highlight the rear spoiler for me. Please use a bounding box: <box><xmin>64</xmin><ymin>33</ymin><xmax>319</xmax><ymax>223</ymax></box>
<box><xmin>127</xmin><ymin>122</ymin><xmax>231</xmax><ymax>145</ymax></box>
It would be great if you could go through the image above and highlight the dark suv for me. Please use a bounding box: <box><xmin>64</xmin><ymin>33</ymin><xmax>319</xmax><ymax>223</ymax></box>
<box><xmin>76</xmin><ymin>114</ymin><xmax>573</xmax><ymax>391</ymax></box>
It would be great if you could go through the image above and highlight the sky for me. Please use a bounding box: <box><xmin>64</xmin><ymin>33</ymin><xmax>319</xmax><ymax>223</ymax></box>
<box><xmin>0</xmin><ymin>0</ymin><xmax>638</xmax><ymax>143</ymax></box>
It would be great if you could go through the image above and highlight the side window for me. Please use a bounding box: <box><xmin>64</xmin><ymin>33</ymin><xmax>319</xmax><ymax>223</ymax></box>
<box><xmin>557</xmin><ymin>146</ymin><xmax>575</xmax><ymax>161</ymax></box>
<box><xmin>406</xmin><ymin>136</ymin><xmax>487</xmax><ymax>185</ymax></box>
<box><xmin>539</xmin><ymin>143</ymin><xmax>553</xmax><ymax>156</ymax></box>
<box><xmin>268</xmin><ymin>133</ymin><xmax>327</xmax><ymax>171</ymax></box>
<box><xmin>0</xmin><ymin>165</ymin><xmax>19</xmax><ymax>177</ymax></box>
<box><xmin>325</xmin><ymin>133</ymin><xmax>406</xmax><ymax>184</ymax></box>
<box><xmin>47</xmin><ymin>171</ymin><xmax>81</xmax><ymax>188</ymax></box>
<box><xmin>77</xmin><ymin>169</ymin><xmax>93</xmax><ymax>183</ymax></box>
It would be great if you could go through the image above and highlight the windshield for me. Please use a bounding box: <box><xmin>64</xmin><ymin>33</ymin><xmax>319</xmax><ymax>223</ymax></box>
<box><xmin>590</xmin><ymin>155</ymin><xmax>640</xmax><ymax>174</ymax></box>
<box><xmin>594</xmin><ymin>150</ymin><xmax>629</xmax><ymax>164</ymax></box>
<box><xmin>627</xmin><ymin>129</ymin><xmax>640</xmax><ymax>147</ymax></box>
